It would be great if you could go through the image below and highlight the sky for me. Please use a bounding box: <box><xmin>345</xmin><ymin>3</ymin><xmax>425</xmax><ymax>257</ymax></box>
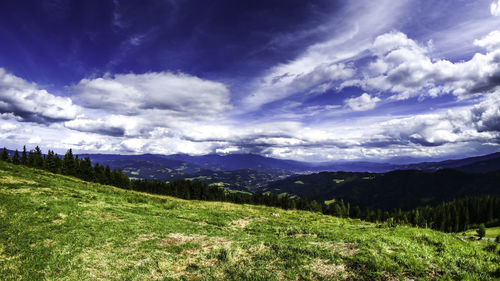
<box><xmin>1</xmin><ymin>0</ymin><xmax>500</xmax><ymax>162</ymax></box>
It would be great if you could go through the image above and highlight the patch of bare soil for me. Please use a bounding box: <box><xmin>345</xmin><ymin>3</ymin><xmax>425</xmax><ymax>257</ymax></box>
<box><xmin>310</xmin><ymin>259</ymin><xmax>347</xmax><ymax>279</ymax></box>
<box><xmin>310</xmin><ymin>241</ymin><xmax>359</xmax><ymax>257</ymax></box>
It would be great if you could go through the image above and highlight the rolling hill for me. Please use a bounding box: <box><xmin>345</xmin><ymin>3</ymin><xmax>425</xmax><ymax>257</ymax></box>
<box><xmin>1</xmin><ymin>161</ymin><xmax>499</xmax><ymax>280</ymax></box>
<box><xmin>264</xmin><ymin>169</ymin><xmax>500</xmax><ymax>210</ymax></box>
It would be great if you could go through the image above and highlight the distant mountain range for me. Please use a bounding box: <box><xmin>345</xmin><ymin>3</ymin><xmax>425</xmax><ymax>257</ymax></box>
<box><xmin>79</xmin><ymin>151</ymin><xmax>500</xmax><ymax>176</ymax></box>
<box><xmin>5</xmin><ymin>147</ymin><xmax>500</xmax><ymax>176</ymax></box>
<box><xmin>72</xmin><ymin>151</ymin><xmax>500</xmax><ymax>193</ymax></box>
<box><xmin>395</xmin><ymin>152</ymin><xmax>500</xmax><ymax>173</ymax></box>
<box><xmin>5</xmin><ymin>147</ymin><xmax>500</xmax><ymax>210</ymax></box>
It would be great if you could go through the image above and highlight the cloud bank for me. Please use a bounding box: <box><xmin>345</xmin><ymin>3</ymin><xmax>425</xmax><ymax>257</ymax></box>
<box><xmin>72</xmin><ymin>72</ymin><xmax>231</xmax><ymax>119</ymax></box>
<box><xmin>492</xmin><ymin>0</ymin><xmax>500</xmax><ymax>16</ymax></box>
<box><xmin>0</xmin><ymin>68</ymin><xmax>79</xmax><ymax>123</ymax></box>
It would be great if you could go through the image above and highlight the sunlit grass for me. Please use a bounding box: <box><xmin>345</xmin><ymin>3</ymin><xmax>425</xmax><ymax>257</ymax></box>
<box><xmin>463</xmin><ymin>227</ymin><xmax>500</xmax><ymax>239</ymax></box>
<box><xmin>0</xmin><ymin>161</ymin><xmax>499</xmax><ymax>280</ymax></box>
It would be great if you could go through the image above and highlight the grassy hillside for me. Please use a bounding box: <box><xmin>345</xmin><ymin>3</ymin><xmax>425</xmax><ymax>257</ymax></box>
<box><xmin>0</xmin><ymin>161</ymin><xmax>499</xmax><ymax>280</ymax></box>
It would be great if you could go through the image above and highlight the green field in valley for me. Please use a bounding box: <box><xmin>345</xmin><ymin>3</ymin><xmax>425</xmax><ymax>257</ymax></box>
<box><xmin>0</xmin><ymin>161</ymin><xmax>499</xmax><ymax>280</ymax></box>
<box><xmin>463</xmin><ymin>227</ymin><xmax>500</xmax><ymax>240</ymax></box>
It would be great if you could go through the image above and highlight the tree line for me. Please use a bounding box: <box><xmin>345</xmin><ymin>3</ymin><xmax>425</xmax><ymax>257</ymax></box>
<box><xmin>2</xmin><ymin>146</ymin><xmax>499</xmax><ymax>233</ymax></box>
<box><xmin>119</xmin><ymin>172</ymin><xmax>500</xmax><ymax>233</ymax></box>
<box><xmin>1</xmin><ymin>146</ymin><xmax>130</xmax><ymax>188</ymax></box>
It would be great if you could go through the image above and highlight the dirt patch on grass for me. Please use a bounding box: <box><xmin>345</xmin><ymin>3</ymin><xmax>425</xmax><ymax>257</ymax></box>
<box><xmin>6</xmin><ymin>188</ymin><xmax>32</xmax><ymax>194</ymax></box>
<box><xmin>77</xmin><ymin>243</ymin><xmax>128</xmax><ymax>280</ymax></box>
<box><xmin>230</xmin><ymin>217</ymin><xmax>251</xmax><ymax>229</ymax></box>
<box><xmin>0</xmin><ymin>176</ymin><xmax>37</xmax><ymax>185</ymax></box>
<box><xmin>159</xmin><ymin>233</ymin><xmax>205</xmax><ymax>247</ymax></box>
<box><xmin>157</xmin><ymin>233</ymin><xmax>233</xmax><ymax>278</ymax></box>
<box><xmin>310</xmin><ymin>259</ymin><xmax>347</xmax><ymax>279</ymax></box>
<box><xmin>98</xmin><ymin>212</ymin><xmax>122</xmax><ymax>221</ymax></box>
<box><xmin>43</xmin><ymin>239</ymin><xmax>55</xmax><ymax>247</ymax></box>
<box><xmin>52</xmin><ymin>213</ymin><xmax>68</xmax><ymax>225</ymax></box>
<box><xmin>159</xmin><ymin>233</ymin><xmax>231</xmax><ymax>250</ymax></box>
<box><xmin>310</xmin><ymin>241</ymin><xmax>358</xmax><ymax>257</ymax></box>
<box><xmin>133</xmin><ymin>233</ymin><xmax>158</xmax><ymax>244</ymax></box>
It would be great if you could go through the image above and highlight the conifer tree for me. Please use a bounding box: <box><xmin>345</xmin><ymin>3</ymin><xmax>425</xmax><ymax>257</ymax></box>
<box><xmin>21</xmin><ymin>145</ymin><xmax>27</xmax><ymax>165</ymax></box>
<box><xmin>1</xmin><ymin>147</ymin><xmax>10</xmax><ymax>162</ymax></box>
<box><xmin>477</xmin><ymin>224</ymin><xmax>486</xmax><ymax>238</ymax></box>
<box><xmin>79</xmin><ymin>157</ymin><xmax>95</xmax><ymax>182</ymax></box>
<box><xmin>33</xmin><ymin>146</ymin><xmax>43</xmax><ymax>168</ymax></box>
<box><xmin>12</xmin><ymin>149</ymin><xmax>20</xmax><ymax>165</ymax></box>
<box><xmin>74</xmin><ymin>155</ymin><xmax>80</xmax><ymax>177</ymax></box>
<box><xmin>54</xmin><ymin>153</ymin><xmax>62</xmax><ymax>172</ymax></box>
<box><xmin>62</xmin><ymin>149</ymin><xmax>75</xmax><ymax>176</ymax></box>
<box><xmin>105</xmin><ymin>165</ymin><xmax>112</xmax><ymax>185</ymax></box>
<box><xmin>45</xmin><ymin>150</ymin><xmax>57</xmax><ymax>173</ymax></box>
<box><xmin>27</xmin><ymin>150</ymin><xmax>35</xmax><ymax>166</ymax></box>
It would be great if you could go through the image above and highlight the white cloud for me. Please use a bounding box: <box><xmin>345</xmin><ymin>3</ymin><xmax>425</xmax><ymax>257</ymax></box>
<box><xmin>492</xmin><ymin>0</ymin><xmax>500</xmax><ymax>16</ymax></box>
<box><xmin>0</xmin><ymin>122</ymin><xmax>17</xmax><ymax>132</ymax></box>
<box><xmin>0</xmin><ymin>68</ymin><xmax>80</xmax><ymax>123</ymax></box>
<box><xmin>348</xmin><ymin>31</ymin><xmax>500</xmax><ymax>100</ymax></box>
<box><xmin>28</xmin><ymin>136</ymin><xmax>42</xmax><ymax>144</ymax></box>
<box><xmin>474</xmin><ymin>30</ymin><xmax>500</xmax><ymax>51</ymax></box>
<box><xmin>471</xmin><ymin>91</ymin><xmax>500</xmax><ymax>132</ymax></box>
<box><xmin>239</xmin><ymin>0</ymin><xmax>410</xmax><ymax>111</ymax></box>
<box><xmin>371</xmin><ymin>31</ymin><xmax>421</xmax><ymax>56</ymax></box>
<box><xmin>72</xmin><ymin>72</ymin><xmax>231</xmax><ymax>119</ymax></box>
<box><xmin>242</xmin><ymin>63</ymin><xmax>354</xmax><ymax>110</ymax></box>
<box><xmin>344</xmin><ymin>93</ymin><xmax>380</xmax><ymax>111</ymax></box>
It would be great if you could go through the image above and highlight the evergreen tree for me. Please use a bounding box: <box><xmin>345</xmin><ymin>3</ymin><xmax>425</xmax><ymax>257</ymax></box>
<box><xmin>27</xmin><ymin>150</ymin><xmax>35</xmax><ymax>166</ymax></box>
<box><xmin>33</xmin><ymin>146</ymin><xmax>43</xmax><ymax>168</ymax></box>
<box><xmin>477</xmin><ymin>224</ymin><xmax>486</xmax><ymax>238</ymax></box>
<box><xmin>352</xmin><ymin>205</ymin><xmax>361</xmax><ymax>218</ymax></box>
<box><xmin>12</xmin><ymin>150</ymin><xmax>20</xmax><ymax>165</ymax></box>
<box><xmin>62</xmin><ymin>149</ymin><xmax>75</xmax><ymax>176</ymax></box>
<box><xmin>78</xmin><ymin>157</ymin><xmax>95</xmax><ymax>182</ymax></box>
<box><xmin>74</xmin><ymin>155</ymin><xmax>80</xmax><ymax>177</ymax></box>
<box><xmin>1</xmin><ymin>147</ymin><xmax>10</xmax><ymax>162</ymax></box>
<box><xmin>94</xmin><ymin>163</ymin><xmax>105</xmax><ymax>184</ymax></box>
<box><xmin>21</xmin><ymin>145</ymin><xmax>27</xmax><ymax>165</ymax></box>
<box><xmin>45</xmin><ymin>150</ymin><xmax>57</xmax><ymax>173</ymax></box>
<box><xmin>54</xmin><ymin>153</ymin><xmax>62</xmax><ymax>173</ymax></box>
<box><xmin>104</xmin><ymin>165</ymin><xmax>112</xmax><ymax>185</ymax></box>
<box><xmin>413</xmin><ymin>210</ymin><xmax>420</xmax><ymax>227</ymax></box>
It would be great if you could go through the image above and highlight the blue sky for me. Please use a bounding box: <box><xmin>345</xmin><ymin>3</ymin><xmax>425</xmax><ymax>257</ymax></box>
<box><xmin>1</xmin><ymin>0</ymin><xmax>500</xmax><ymax>162</ymax></box>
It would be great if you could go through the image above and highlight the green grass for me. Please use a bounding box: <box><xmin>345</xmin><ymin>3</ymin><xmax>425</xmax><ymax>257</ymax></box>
<box><xmin>0</xmin><ymin>161</ymin><xmax>499</xmax><ymax>280</ymax></box>
<box><xmin>463</xmin><ymin>227</ymin><xmax>500</xmax><ymax>239</ymax></box>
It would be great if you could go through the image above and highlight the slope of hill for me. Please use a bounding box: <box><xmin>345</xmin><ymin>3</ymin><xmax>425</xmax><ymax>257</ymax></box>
<box><xmin>456</xmin><ymin>157</ymin><xmax>500</xmax><ymax>174</ymax></box>
<box><xmin>1</xmin><ymin>162</ymin><xmax>498</xmax><ymax>280</ymax></box>
<box><xmin>264</xmin><ymin>169</ymin><xmax>500</xmax><ymax>210</ymax></box>
<box><xmin>396</xmin><ymin>152</ymin><xmax>500</xmax><ymax>173</ymax></box>
<box><xmin>165</xmin><ymin>153</ymin><xmax>309</xmax><ymax>172</ymax></box>
<box><xmin>78</xmin><ymin>153</ymin><xmax>207</xmax><ymax>179</ymax></box>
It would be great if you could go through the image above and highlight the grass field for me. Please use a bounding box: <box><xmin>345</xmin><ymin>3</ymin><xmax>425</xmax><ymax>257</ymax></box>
<box><xmin>463</xmin><ymin>227</ymin><xmax>500</xmax><ymax>240</ymax></box>
<box><xmin>0</xmin><ymin>161</ymin><xmax>499</xmax><ymax>280</ymax></box>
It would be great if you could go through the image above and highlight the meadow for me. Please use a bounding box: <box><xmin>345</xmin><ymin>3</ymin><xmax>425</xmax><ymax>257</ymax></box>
<box><xmin>0</xmin><ymin>161</ymin><xmax>499</xmax><ymax>280</ymax></box>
